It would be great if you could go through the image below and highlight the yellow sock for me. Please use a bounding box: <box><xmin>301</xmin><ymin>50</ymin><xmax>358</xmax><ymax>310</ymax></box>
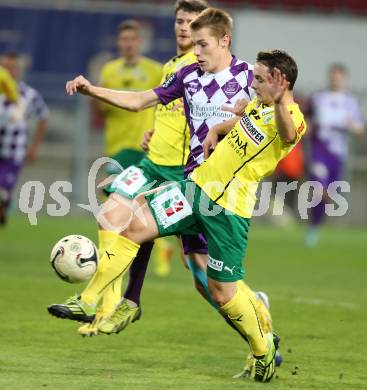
<box><xmin>97</xmin><ymin>231</ymin><xmax>123</xmax><ymax>314</ymax></box>
<box><xmin>237</xmin><ymin>281</ymin><xmax>273</xmax><ymax>333</ymax></box>
<box><xmin>221</xmin><ymin>287</ymin><xmax>268</xmax><ymax>356</ymax></box>
<box><xmin>98</xmin><ymin>230</ymin><xmax>115</xmax><ymax>257</ymax></box>
<box><xmin>100</xmin><ymin>276</ymin><xmax>122</xmax><ymax>314</ymax></box>
<box><xmin>153</xmin><ymin>238</ymin><xmax>173</xmax><ymax>277</ymax></box>
<box><xmin>81</xmin><ymin>232</ymin><xmax>140</xmax><ymax>306</ymax></box>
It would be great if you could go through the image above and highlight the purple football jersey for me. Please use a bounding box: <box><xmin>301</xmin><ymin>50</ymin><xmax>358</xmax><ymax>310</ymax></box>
<box><xmin>154</xmin><ymin>56</ymin><xmax>254</xmax><ymax>176</ymax></box>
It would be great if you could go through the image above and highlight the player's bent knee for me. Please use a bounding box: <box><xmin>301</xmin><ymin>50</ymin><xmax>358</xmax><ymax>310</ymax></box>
<box><xmin>120</xmin><ymin>210</ymin><xmax>159</xmax><ymax>245</ymax></box>
<box><xmin>118</xmin><ymin>218</ymin><xmax>147</xmax><ymax>243</ymax></box>
<box><xmin>208</xmin><ymin>279</ymin><xmax>237</xmax><ymax>307</ymax></box>
<box><xmin>208</xmin><ymin>285</ymin><xmax>226</xmax><ymax>306</ymax></box>
<box><xmin>209</xmin><ymin>290</ymin><xmax>227</xmax><ymax>307</ymax></box>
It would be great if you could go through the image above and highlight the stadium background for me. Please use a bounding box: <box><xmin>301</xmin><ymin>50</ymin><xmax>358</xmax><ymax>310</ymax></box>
<box><xmin>0</xmin><ymin>1</ymin><xmax>366</xmax><ymax>389</ymax></box>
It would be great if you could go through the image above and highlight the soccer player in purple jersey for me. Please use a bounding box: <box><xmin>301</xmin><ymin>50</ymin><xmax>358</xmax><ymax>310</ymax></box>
<box><xmin>65</xmin><ymin>9</ymin><xmax>253</xmax><ymax>178</ymax></box>
<box><xmin>0</xmin><ymin>53</ymin><xmax>48</xmax><ymax>226</ymax></box>
<box><xmin>306</xmin><ymin>64</ymin><xmax>364</xmax><ymax>246</ymax></box>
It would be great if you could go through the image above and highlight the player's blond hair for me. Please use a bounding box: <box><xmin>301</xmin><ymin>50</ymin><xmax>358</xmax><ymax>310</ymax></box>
<box><xmin>190</xmin><ymin>8</ymin><xmax>232</xmax><ymax>44</ymax></box>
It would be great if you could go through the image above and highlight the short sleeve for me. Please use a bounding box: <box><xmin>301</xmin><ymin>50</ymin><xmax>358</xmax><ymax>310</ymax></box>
<box><xmin>153</xmin><ymin>69</ymin><xmax>184</xmax><ymax>105</ymax></box>
<box><xmin>292</xmin><ymin>110</ymin><xmax>307</xmax><ymax>144</ymax></box>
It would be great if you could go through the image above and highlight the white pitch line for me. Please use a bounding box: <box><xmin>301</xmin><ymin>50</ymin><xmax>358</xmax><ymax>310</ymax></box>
<box><xmin>293</xmin><ymin>297</ymin><xmax>366</xmax><ymax>310</ymax></box>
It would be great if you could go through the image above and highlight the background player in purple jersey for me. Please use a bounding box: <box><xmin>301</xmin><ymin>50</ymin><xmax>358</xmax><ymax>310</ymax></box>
<box><xmin>306</xmin><ymin>63</ymin><xmax>364</xmax><ymax>246</ymax></box>
<box><xmin>0</xmin><ymin>52</ymin><xmax>49</xmax><ymax>226</ymax></box>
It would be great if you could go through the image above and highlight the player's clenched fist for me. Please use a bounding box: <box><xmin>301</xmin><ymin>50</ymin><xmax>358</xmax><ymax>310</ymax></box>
<box><xmin>65</xmin><ymin>75</ymin><xmax>92</xmax><ymax>96</ymax></box>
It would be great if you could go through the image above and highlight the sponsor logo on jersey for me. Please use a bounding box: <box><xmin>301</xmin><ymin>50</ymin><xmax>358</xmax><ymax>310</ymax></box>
<box><xmin>260</xmin><ymin>107</ymin><xmax>273</xmax><ymax>117</ymax></box>
<box><xmin>187</xmin><ymin>80</ymin><xmax>200</xmax><ymax>94</ymax></box>
<box><xmin>260</xmin><ymin>107</ymin><xmax>274</xmax><ymax>124</ymax></box>
<box><xmin>223</xmin><ymin>81</ymin><xmax>240</xmax><ymax>96</ymax></box>
<box><xmin>150</xmin><ymin>186</ymin><xmax>192</xmax><ymax>228</ymax></box>
<box><xmin>189</xmin><ymin>102</ymin><xmax>233</xmax><ymax>120</ymax></box>
<box><xmin>162</xmin><ymin>73</ymin><xmax>176</xmax><ymax>88</ymax></box>
<box><xmin>208</xmin><ymin>256</ymin><xmax>224</xmax><ymax>271</ymax></box>
<box><xmin>240</xmin><ymin>115</ymin><xmax>267</xmax><ymax>146</ymax></box>
<box><xmin>227</xmin><ymin>128</ymin><xmax>248</xmax><ymax>158</ymax></box>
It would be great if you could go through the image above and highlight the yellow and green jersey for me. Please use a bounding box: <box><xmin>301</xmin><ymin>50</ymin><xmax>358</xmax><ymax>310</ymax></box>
<box><xmin>100</xmin><ymin>56</ymin><xmax>162</xmax><ymax>156</ymax></box>
<box><xmin>147</xmin><ymin>51</ymin><xmax>196</xmax><ymax>166</ymax></box>
<box><xmin>191</xmin><ymin>97</ymin><xmax>307</xmax><ymax>218</ymax></box>
<box><xmin>0</xmin><ymin>66</ymin><xmax>18</xmax><ymax>102</ymax></box>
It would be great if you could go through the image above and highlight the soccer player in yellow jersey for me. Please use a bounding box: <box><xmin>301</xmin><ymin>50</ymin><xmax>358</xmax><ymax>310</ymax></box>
<box><xmin>99</xmin><ymin>20</ymin><xmax>162</xmax><ymax>170</ymax></box>
<box><xmin>54</xmin><ymin>46</ymin><xmax>304</xmax><ymax>382</ymax></box>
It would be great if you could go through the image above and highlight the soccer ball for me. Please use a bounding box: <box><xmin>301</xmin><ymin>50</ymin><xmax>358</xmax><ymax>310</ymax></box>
<box><xmin>50</xmin><ymin>235</ymin><xmax>98</xmax><ymax>283</ymax></box>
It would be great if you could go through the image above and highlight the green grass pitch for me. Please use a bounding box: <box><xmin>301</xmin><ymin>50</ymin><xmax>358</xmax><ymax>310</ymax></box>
<box><xmin>0</xmin><ymin>215</ymin><xmax>366</xmax><ymax>389</ymax></box>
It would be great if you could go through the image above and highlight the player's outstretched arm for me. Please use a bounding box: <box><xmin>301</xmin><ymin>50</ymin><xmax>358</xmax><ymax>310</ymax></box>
<box><xmin>66</xmin><ymin>75</ymin><xmax>160</xmax><ymax>112</ymax></box>
<box><xmin>269</xmin><ymin>68</ymin><xmax>297</xmax><ymax>144</ymax></box>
